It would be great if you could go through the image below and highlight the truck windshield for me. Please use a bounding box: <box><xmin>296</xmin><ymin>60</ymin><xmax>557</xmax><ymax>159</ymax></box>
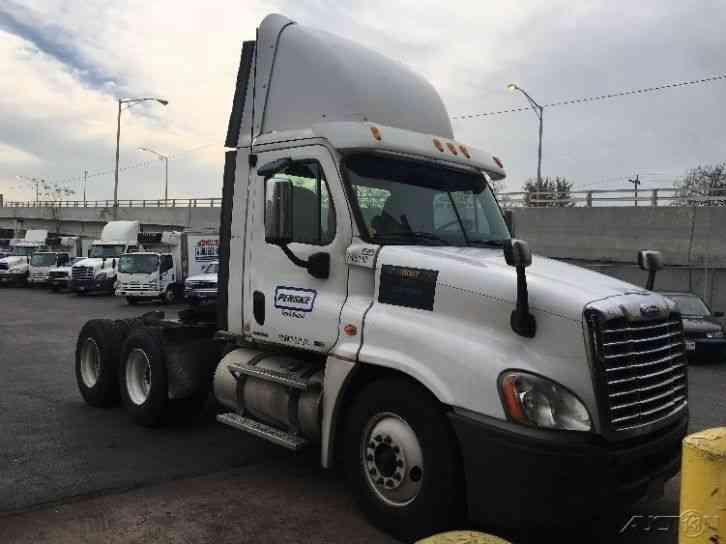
<box><xmin>345</xmin><ymin>154</ymin><xmax>510</xmax><ymax>247</ymax></box>
<box><xmin>90</xmin><ymin>245</ymin><xmax>125</xmax><ymax>258</ymax></box>
<box><xmin>13</xmin><ymin>246</ymin><xmax>35</xmax><ymax>256</ymax></box>
<box><xmin>30</xmin><ymin>253</ymin><xmax>56</xmax><ymax>266</ymax></box>
<box><xmin>118</xmin><ymin>254</ymin><xmax>159</xmax><ymax>274</ymax></box>
<box><xmin>667</xmin><ymin>294</ymin><xmax>711</xmax><ymax>317</ymax></box>
<box><xmin>203</xmin><ymin>262</ymin><xmax>219</xmax><ymax>274</ymax></box>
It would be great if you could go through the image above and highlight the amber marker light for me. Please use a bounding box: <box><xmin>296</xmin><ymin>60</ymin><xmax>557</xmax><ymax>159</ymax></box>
<box><xmin>370</xmin><ymin>126</ymin><xmax>382</xmax><ymax>141</ymax></box>
<box><xmin>500</xmin><ymin>374</ymin><xmax>527</xmax><ymax>424</ymax></box>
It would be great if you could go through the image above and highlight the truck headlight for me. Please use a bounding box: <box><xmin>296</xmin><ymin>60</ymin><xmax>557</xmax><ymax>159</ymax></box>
<box><xmin>707</xmin><ymin>331</ymin><xmax>724</xmax><ymax>339</ymax></box>
<box><xmin>499</xmin><ymin>371</ymin><xmax>591</xmax><ymax>431</ymax></box>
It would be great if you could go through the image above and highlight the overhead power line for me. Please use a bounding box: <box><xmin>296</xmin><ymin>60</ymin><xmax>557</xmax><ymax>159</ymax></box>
<box><xmin>452</xmin><ymin>73</ymin><xmax>726</xmax><ymax>120</ymax></box>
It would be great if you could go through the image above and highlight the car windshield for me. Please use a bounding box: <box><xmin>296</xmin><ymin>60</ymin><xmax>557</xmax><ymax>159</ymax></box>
<box><xmin>668</xmin><ymin>294</ymin><xmax>711</xmax><ymax>317</ymax></box>
<box><xmin>345</xmin><ymin>154</ymin><xmax>510</xmax><ymax>247</ymax></box>
<box><xmin>118</xmin><ymin>254</ymin><xmax>159</xmax><ymax>274</ymax></box>
<box><xmin>90</xmin><ymin>244</ymin><xmax>125</xmax><ymax>258</ymax></box>
<box><xmin>13</xmin><ymin>246</ymin><xmax>35</xmax><ymax>256</ymax></box>
<box><xmin>30</xmin><ymin>253</ymin><xmax>57</xmax><ymax>266</ymax></box>
<box><xmin>203</xmin><ymin>262</ymin><xmax>219</xmax><ymax>274</ymax></box>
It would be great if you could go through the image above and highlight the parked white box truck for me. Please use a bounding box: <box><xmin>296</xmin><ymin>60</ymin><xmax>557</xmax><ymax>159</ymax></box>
<box><xmin>70</xmin><ymin>221</ymin><xmax>140</xmax><ymax>294</ymax></box>
<box><xmin>0</xmin><ymin>229</ymin><xmax>48</xmax><ymax>286</ymax></box>
<box><xmin>115</xmin><ymin>230</ymin><xmax>219</xmax><ymax>305</ymax></box>
<box><xmin>28</xmin><ymin>236</ymin><xmax>82</xmax><ymax>286</ymax></box>
<box><xmin>73</xmin><ymin>15</ymin><xmax>688</xmax><ymax>541</ymax></box>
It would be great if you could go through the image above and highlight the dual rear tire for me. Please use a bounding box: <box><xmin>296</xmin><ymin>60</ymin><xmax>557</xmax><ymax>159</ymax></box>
<box><xmin>75</xmin><ymin>320</ymin><xmax>207</xmax><ymax>426</ymax></box>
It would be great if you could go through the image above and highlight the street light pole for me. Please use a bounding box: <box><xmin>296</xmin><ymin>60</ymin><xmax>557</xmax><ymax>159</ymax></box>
<box><xmin>113</xmin><ymin>97</ymin><xmax>168</xmax><ymax>209</ymax></box>
<box><xmin>508</xmin><ymin>84</ymin><xmax>544</xmax><ymax>185</ymax></box>
<box><xmin>138</xmin><ymin>147</ymin><xmax>170</xmax><ymax>201</ymax></box>
<box><xmin>16</xmin><ymin>175</ymin><xmax>44</xmax><ymax>204</ymax></box>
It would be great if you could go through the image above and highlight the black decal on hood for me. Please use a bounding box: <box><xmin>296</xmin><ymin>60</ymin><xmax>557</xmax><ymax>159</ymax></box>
<box><xmin>378</xmin><ymin>265</ymin><xmax>438</xmax><ymax>310</ymax></box>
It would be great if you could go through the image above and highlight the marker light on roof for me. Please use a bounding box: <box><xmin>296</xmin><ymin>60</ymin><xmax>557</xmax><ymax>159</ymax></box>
<box><xmin>370</xmin><ymin>126</ymin><xmax>382</xmax><ymax>141</ymax></box>
<box><xmin>459</xmin><ymin>145</ymin><xmax>471</xmax><ymax>159</ymax></box>
<box><xmin>433</xmin><ymin>138</ymin><xmax>444</xmax><ymax>152</ymax></box>
<box><xmin>446</xmin><ymin>142</ymin><xmax>458</xmax><ymax>155</ymax></box>
<box><xmin>493</xmin><ymin>156</ymin><xmax>503</xmax><ymax>169</ymax></box>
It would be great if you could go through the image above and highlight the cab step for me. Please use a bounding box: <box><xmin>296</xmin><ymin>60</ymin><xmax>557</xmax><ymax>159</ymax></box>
<box><xmin>227</xmin><ymin>362</ymin><xmax>310</xmax><ymax>390</ymax></box>
<box><xmin>216</xmin><ymin>412</ymin><xmax>308</xmax><ymax>451</ymax></box>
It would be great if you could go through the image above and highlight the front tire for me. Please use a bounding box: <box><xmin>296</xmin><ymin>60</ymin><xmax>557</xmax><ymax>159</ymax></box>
<box><xmin>343</xmin><ymin>379</ymin><xmax>463</xmax><ymax>542</ymax></box>
<box><xmin>75</xmin><ymin>319</ymin><xmax>123</xmax><ymax>407</ymax></box>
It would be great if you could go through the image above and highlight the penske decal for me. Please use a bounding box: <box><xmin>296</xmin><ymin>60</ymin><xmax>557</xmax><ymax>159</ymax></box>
<box><xmin>274</xmin><ymin>286</ymin><xmax>317</xmax><ymax>312</ymax></box>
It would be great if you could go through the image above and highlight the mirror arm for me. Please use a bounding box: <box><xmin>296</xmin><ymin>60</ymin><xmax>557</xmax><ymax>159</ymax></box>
<box><xmin>511</xmin><ymin>265</ymin><xmax>536</xmax><ymax>338</ymax></box>
<box><xmin>646</xmin><ymin>269</ymin><xmax>656</xmax><ymax>291</ymax></box>
<box><xmin>278</xmin><ymin>243</ymin><xmax>309</xmax><ymax>269</ymax></box>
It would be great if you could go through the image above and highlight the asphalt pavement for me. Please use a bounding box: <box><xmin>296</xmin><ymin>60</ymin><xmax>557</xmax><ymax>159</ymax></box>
<box><xmin>0</xmin><ymin>287</ymin><xmax>724</xmax><ymax>543</ymax></box>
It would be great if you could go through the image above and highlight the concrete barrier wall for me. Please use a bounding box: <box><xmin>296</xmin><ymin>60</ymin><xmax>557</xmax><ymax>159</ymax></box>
<box><xmin>510</xmin><ymin>206</ymin><xmax>726</xmax><ymax>266</ymax></box>
<box><xmin>0</xmin><ymin>206</ymin><xmax>220</xmax><ymax>239</ymax></box>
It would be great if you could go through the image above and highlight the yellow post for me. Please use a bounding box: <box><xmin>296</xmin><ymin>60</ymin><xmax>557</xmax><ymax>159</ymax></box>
<box><xmin>679</xmin><ymin>427</ymin><xmax>726</xmax><ymax>543</ymax></box>
<box><xmin>416</xmin><ymin>531</ymin><xmax>510</xmax><ymax>544</ymax></box>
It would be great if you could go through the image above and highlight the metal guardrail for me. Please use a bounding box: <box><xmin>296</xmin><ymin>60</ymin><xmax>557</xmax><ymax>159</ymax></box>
<box><xmin>497</xmin><ymin>187</ymin><xmax>726</xmax><ymax>207</ymax></box>
<box><xmin>1</xmin><ymin>188</ymin><xmax>725</xmax><ymax>208</ymax></box>
<box><xmin>0</xmin><ymin>198</ymin><xmax>222</xmax><ymax>208</ymax></box>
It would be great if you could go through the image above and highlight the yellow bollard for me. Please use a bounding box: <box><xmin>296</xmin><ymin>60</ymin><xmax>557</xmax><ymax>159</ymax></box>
<box><xmin>679</xmin><ymin>427</ymin><xmax>726</xmax><ymax>543</ymax></box>
<box><xmin>416</xmin><ymin>531</ymin><xmax>510</xmax><ymax>544</ymax></box>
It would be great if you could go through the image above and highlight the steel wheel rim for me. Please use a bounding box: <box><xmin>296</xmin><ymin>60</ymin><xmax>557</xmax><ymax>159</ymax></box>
<box><xmin>126</xmin><ymin>348</ymin><xmax>152</xmax><ymax>406</ymax></box>
<box><xmin>80</xmin><ymin>337</ymin><xmax>101</xmax><ymax>388</ymax></box>
<box><xmin>361</xmin><ymin>412</ymin><xmax>424</xmax><ymax>507</ymax></box>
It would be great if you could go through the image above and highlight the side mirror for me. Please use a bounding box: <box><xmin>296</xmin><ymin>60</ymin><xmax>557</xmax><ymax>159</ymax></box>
<box><xmin>112</xmin><ymin>259</ymin><xmax>116</xmax><ymax>269</ymax></box>
<box><xmin>503</xmin><ymin>239</ymin><xmax>536</xmax><ymax>338</ymax></box>
<box><xmin>265</xmin><ymin>176</ymin><xmax>293</xmax><ymax>245</ymax></box>
<box><xmin>638</xmin><ymin>249</ymin><xmax>663</xmax><ymax>290</ymax></box>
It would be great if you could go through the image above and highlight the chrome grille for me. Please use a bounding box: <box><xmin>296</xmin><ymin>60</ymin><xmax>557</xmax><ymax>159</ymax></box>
<box><xmin>72</xmin><ymin>266</ymin><xmax>94</xmax><ymax>281</ymax></box>
<box><xmin>187</xmin><ymin>281</ymin><xmax>216</xmax><ymax>289</ymax></box>
<box><xmin>49</xmin><ymin>271</ymin><xmax>68</xmax><ymax>279</ymax></box>
<box><xmin>590</xmin><ymin>314</ymin><xmax>687</xmax><ymax>432</ymax></box>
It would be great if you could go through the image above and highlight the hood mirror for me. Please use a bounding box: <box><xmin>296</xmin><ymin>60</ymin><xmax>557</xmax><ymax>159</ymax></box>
<box><xmin>503</xmin><ymin>239</ymin><xmax>536</xmax><ymax>338</ymax></box>
<box><xmin>638</xmin><ymin>250</ymin><xmax>663</xmax><ymax>290</ymax></box>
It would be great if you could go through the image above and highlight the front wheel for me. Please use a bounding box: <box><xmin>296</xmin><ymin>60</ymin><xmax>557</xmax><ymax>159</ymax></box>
<box><xmin>343</xmin><ymin>379</ymin><xmax>463</xmax><ymax>542</ymax></box>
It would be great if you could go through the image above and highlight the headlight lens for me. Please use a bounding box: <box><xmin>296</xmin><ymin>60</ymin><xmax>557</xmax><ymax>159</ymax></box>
<box><xmin>500</xmin><ymin>371</ymin><xmax>591</xmax><ymax>431</ymax></box>
<box><xmin>707</xmin><ymin>331</ymin><xmax>724</xmax><ymax>339</ymax></box>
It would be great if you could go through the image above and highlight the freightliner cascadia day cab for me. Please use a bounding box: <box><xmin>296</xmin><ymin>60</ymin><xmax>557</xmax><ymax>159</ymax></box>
<box><xmin>115</xmin><ymin>230</ymin><xmax>220</xmax><ymax>305</ymax></box>
<box><xmin>0</xmin><ymin>229</ymin><xmax>48</xmax><ymax>286</ymax></box>
<box><xmin>71</xmin><ymin>221</ymin><xmax>141</xmax><ymax>294</ymax></box>
<box><xmin>74</xmin><ymin>15</ymin><xmax>688</xmax><ymax>541</ymax></box>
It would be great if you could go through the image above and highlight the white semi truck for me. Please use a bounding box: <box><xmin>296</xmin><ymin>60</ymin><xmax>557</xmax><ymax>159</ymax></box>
<box><xmin>70</xmin><ymin>221</ymin><xmax>140</xmax><ymax>294</ymax></box>
<box><xmin>115</xmin><ymin>230</ymin><xmax>220</xmax><ymax>305</ymax></box>
<box><xmin>28</xmin><ymin>236</ymin><xmax>82</xmax><ymax>286</ymax></box>
<box><xmin>0</xmin><ymin>229</ymin><xmax>48</xmax><ymax>286</ymax></box>
<box><xmin>73</xmin><ymin>15</ymin><xmax>688</xmax><ymax>541</ymax></box>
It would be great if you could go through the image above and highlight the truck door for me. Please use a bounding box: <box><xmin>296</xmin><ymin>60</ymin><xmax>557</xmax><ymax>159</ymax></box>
<box><xmin>245</xmin><ymin>145</ymin><xmax>351</xmax><ymax>352</ymax></box>
<box><xmin>160</xmin><ymin>254</ymin><xmax>174</xmax><ymax>287</ymax></box>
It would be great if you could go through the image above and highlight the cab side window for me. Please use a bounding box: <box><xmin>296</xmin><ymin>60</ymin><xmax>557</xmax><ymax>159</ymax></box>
<box><xmin>265</xmin><ymin>160</ymin><xmax>336</xmax><ymax>246</ymax></box>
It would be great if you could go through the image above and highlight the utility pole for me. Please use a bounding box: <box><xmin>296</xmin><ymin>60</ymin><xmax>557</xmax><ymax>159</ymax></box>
<box><xmin>508</xmin><ymin>84</ymin><xmax>544</xmax><ymax>185</ymax></box>
<box><xmin>629</xmin><ymin>174</ymin><xmax>641</xmax><ymax>207</ymax></box>
<box><xmin>83</xmin><ymin>170</ymin><xmax>88</xmax><ymax>206</ymax></box>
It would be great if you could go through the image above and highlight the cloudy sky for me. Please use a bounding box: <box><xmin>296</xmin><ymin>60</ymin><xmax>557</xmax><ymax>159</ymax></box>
<box><xmin>1</xmin><ymin>0</ymin><xmax>724</xmax><ymax>202</ymax></box>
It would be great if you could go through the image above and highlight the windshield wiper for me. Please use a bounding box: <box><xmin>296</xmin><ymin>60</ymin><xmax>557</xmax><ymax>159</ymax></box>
<box><xmin>374</xmin><ymin>232</ymin><xmax>449</xmax><ymax>245</ymax></box>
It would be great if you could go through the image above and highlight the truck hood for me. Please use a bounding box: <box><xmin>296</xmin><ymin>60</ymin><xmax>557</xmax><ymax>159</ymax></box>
<box><xmin>377</xmin><ymin>246</ymin><xmax>655</xmax><ymax>322</ymax></box>
<box><xmin>72</xmin><ymin>258</ymin><xmax>117</xmax><ymax>273</ymax></box>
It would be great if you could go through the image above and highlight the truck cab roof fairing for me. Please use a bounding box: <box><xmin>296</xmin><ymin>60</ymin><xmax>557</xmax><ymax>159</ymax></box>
<box><xmin>231</xmin><ymin>14</ymin><xmax>454</xmax><ymax>147</ymax></box>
